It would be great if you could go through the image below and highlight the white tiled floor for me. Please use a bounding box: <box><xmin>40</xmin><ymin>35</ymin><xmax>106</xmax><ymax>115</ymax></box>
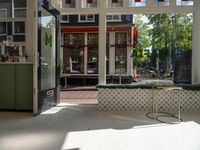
<box><xmin>0</xmin><ymin>104</ymin><xmax>200</xmax><ymax>150</ymax></box>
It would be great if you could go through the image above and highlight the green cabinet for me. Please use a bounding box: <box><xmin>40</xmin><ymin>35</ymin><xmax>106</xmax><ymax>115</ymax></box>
<box><xmin>0</xmin><ymin>65</ymin><xmax>16</xmax><ymax>109</ymax></box>
<box><xmin>0</xmin><ymin>64</ymin><xmax>33</xmax><ymax>111</ymax></box>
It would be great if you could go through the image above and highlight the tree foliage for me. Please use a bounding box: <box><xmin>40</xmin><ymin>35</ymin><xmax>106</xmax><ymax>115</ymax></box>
<box><xmin>131</xmin><ymin>14</ymin><xmax>151</xmax><ymax>65</ymax></box>
<box><xmin>147</xmin><ymin>13</ymin><xmax>192</xmax><ymax>71</ymax></box>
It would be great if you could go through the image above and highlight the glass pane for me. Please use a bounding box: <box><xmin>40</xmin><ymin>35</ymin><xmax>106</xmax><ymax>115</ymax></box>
<box><xmin>0</xmin><ymin>9</ymin><xmax>7</xmax><ymax>19</ymax></box>
<box><xmin>14</xmin><ymin>0</ymin><xmax>26</xmax><ymax>8</ymax></box>
<box><xmin>116</xmin><ymin>32</ymin><xmax>127</xmax><ymax>45</ymax></box>
<box><xmin>65</xmin><ymin>33</ymin><xmax>84</xmax><ymax>45</ymax></box>
<box><xmin>88</xmin><ymin>48</ymin><xmax>98</xmax><ymax>74</ymax></box>
<box><xmin>80</xmin><ymin>15</ymin><xmax>86</xmax><ymax>21</ymax></box>
<box><xmin>107</xmin><ymin>0</ymin><xmax>123</xmax><ymax>8</ymax></box>
<box><xmin>176</xmin><ymin>0</ymin><xmax>193</xmax><ymax>6</ymax></box>
<box><xmin>115</xmin><ymin>48</ymin><xmax>127</xmax><ymax>74</ymax></box>
<box><xmin>14</xmin><ymin>8</ymin><xmax>26</xmax><ymax>18</ymax></box>
<box><xmin>63</xmin><ymin>33</ymin><xmax>84</xmax><ymax>74</ymax></box>
<box><xmin>87</xmin><ymin>14</ymin><xmax>94</xmax><ymax>21</ymax></box>
<box><xmin>61</xmin><ymin>15</ymin><xmax>69</xmax><ymax>22</ymax></box>
<box><xmin>0</xmin><ymin>22</ymin><xmax>6</xmax><ymax>34</ymax></box>
<box><xmin>129</xmin><ymin>0</ymin><xmax>146</xmax><ymax>7</ymax></box>
<box><xmin>40</xmin><ymin>8</ymin><xmax>56</xmax><ymax>90</ymax></box>
<box><xmin>115</xmin><ymin>32</ymin><xmax>127</xmax><ymax>74</ymax></box>
<box><xmin>62</xmin><ymin>0</ymin><xmax>76</xmax><ymax>8</ymax></box>
<box><xmin>64</xmin><ymin>47</ymin><xmax>84</xmax><ymax>74</ymax></box>
<box><xmin>106</xmin><ymin>33</ymin><xmax>109</xmax><ymax>74</ymax></box>
<box><xmin>88</xmin><ymin>33</ymin><xmax>98</xmax><ymax>74</ymax></box>
<box><xmin>88</xmin><ymin>33</ymin><xmax>98</xmax><ymax>45</ymax></box>
<box><xmin>0</xmin><ymin>0</ymin><xmax>12</xmax><ymax>18</ymax></box>
<box><xmin>14</xmin><ymin>21</ymin><xmax>25</xmax><ymax>34</ymax></box>
<box><xmin>153</xmin><ymin>0</ymin><xmax>170</xmax><ymax>6</ymax></box>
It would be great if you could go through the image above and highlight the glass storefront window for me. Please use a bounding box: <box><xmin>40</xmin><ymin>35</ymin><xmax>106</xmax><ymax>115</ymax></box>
<box><xmin>88</xmin><ymin>33</ymin><xmax>98</xmax><ymax>74</ymax></box>
<box><xmin>115</xmin><ymin>32</ymin><xmax>127</xmax><ymax>74</ymax></box>
<box><xmin>64</xmin><ymin>33</ymin><xmax>84</xmax><ymax>74</ymax></box>
<box><xmin>65</xmin><ymin>33</ymin><xmax>84</xmax><ymax>45</ymax></box>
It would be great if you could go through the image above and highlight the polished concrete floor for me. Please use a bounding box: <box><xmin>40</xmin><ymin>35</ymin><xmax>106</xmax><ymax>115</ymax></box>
<box><xmin>0</xmin><ymin>104</ymin><xmax>200</xmax><ymax>150</ymax></box>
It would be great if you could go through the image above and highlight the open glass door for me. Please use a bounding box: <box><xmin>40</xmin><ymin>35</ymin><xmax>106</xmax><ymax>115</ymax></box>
<box><xmin>38</xmin><ymin>0</ymin><xmax>60</xmax><ymax>113</ymax></box>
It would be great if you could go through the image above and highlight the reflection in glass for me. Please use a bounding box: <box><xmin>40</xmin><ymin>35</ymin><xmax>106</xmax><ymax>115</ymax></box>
<box><xmin>115</xmin><ymin>32</ymin><xmax>127</xmax><ymax>74</ymax></box>
<box><xmin>0</xmin><ymin>22</ymin><xmax>6</xmax><ymax>34</ymax></box>
<box><xmin>153</xmin><ymin>0</ymin><xmax>170</xmax><ymax>6</ymax></box>
<box><xmin>176</xmin><ymin>0</ymin><xmax>193</xmax><ymax>6</ymax></box>
<box><xmin>14</xmin><ymin>22</ymin><xmax>25</xmax><ymax>34</ymax></box>
<box><xmin>129</xmin><ymin>0</ymin><xmax>146</xmax><ymax>7</ymax></box>
<box><xmin>88</xmin><ymin>33</ymin><xmax>98</xmax><ymax>74</ymax></box>
<box><xmin>0</xmin><ymin>0</ymin><xmax>12</xmax><ymax>18</ymax></box>
<box><xmin>64</xmin><ymin>33</ymin><xmax>84</xmax><ymax>74</ymax></box>
<box><xmin>41</xmin><ymin>8</ymin><xmax>56</xmax><ymax>90</ymax></box>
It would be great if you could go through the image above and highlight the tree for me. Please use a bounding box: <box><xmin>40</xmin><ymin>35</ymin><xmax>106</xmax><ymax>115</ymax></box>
<box><xmin>131</xmin><ymin>14</ymin><xmax>151</xmax><ymax>66</ymax></box>
<box><xmin>147</xmin><ymin>13</ymin><xmax>192</xmax><ymax>74</ymax></box>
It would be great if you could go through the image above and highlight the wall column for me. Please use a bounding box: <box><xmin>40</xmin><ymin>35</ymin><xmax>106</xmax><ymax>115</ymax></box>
<box><xmin>98</xmin><ymin>1</ymin><xmax>106</xmax><ymax>84</ymax></box>
<box><xmin>192</xmin><ymin>0</ymin><xmax>200</xmax><ymax>84</ymax></box>
<box><xmin>84</xmin><ymin>33</ymin><xmax>88</xmax><ymax>74</ymax></box>
<box><xmin>109</xmin><ymin>32</ymin><xmax>115</xmax><ymax>75</ymax></box>
<box><xmin>26</xmin><ymin>0</ymin><xmax>38</xmax><ymax>114</ymax></box>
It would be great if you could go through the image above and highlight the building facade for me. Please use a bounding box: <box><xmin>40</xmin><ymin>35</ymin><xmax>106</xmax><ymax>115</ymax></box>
<box><xmin>60</xmin><ymin>13</ymin><xmax>134</xmax><ymax>85</ymax></box>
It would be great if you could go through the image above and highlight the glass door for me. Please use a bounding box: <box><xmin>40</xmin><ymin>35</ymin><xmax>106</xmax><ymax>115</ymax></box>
<box><xmin>38</xmin><ymin>0</ymin><xmax>60</xmax><ymax>113</ymax></box>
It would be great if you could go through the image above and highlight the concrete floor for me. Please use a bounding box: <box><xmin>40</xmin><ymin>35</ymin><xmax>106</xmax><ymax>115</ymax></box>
<box><xmin>0</xmin><ymin>104</ymin><xmax>200</xmax><ymax>150</ymax></box>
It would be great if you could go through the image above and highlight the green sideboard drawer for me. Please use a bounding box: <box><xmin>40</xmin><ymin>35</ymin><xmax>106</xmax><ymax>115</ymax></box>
<box><xmin>0</xmin><ymin>65</ymin><xmax>16</xmax><ymax>109</ymax></box>
<box><xmin>16</xmin><ymin>65</ymin><xmax>33</xmax><ymax>110</ymax></box>
<box><xmin>0</xmin><ymin>64</ymin><xmax>33</xmax><ymax>111</ymax></box>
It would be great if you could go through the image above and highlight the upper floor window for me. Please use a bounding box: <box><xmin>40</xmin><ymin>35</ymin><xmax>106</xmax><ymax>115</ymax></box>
<box><xmin>87</xmin><ymin>0</ymin><xmax>93</xmax><ymax>3</ymax></box>
<box><xmin>153</xmin><ymin>0</ymin><xmax>170</xmax><ymax>6</ymax></box>
<box><xmin>0</xmin><ymin>22</ymin><xmax>7</xmax><ymax>35</ymax></box>
<box><xmin>107</xmin><ymin>0</ymin><xmax>123</xmax><ymax>8</ymax></box>
<box><xmin>14</xmin><ymin>0</ymin><xmax>26</xmax><ymax>18</ymax></box>
<box><xmin>0</xmin><ymin>0</ymin><xmax>12</xmax><ymax>18</ymax></box>
<box><xmin>79</xmin><ymin>14</ymin><xmax>95</xmax><ymax>22</ymax></box>
<box><xmin>66</xmin><ymin>0</ymin><xmax>72</xmax><ymax>4</ymax></box>
<box><xmin>62</xmin><ymin>0</ymin><xmax>75</xmax><ymax>8</ymax></box>
<box><xmin>176</xmin><ymin>0</ymin><xmax>193</xmax><ymax>6</ymax></box>
<box><xmin>13</xmin><ymin>21</ymin><xmax>25</xmax><ymax>35</ymax></box>
<box><xmin>106</xmin><ymin>15</ymin><xmax>121</xmax><ymax>22</ymax></box>
<box><xmin>129</xmin><ymin>0</ymin><xmax>147</xmax><ymax>7</ymax></box>
<box><xmin>82</xmin><ymin>0</ymin><xmax>97</xmax><ymax>8</ymax></box>
<box><xmin>61</xmin><ymin>15</ymin><xmax>69</xmax><ymax>23</ymax></box>
<box><xmin>112</xmin><ymin>0</ymin><xmax>118</xmax><ymax>3</ymax></box>
<box><xmin>0</xmin><ymin>9</ymin><xmax>7</xmax><ymax>19</ymax></box>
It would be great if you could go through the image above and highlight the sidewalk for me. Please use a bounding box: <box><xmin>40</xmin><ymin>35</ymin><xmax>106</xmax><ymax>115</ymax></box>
<box><xmin>60</xmin><ymin>91</ymin><xmax>98</xmax><ymax>104</ymax></box>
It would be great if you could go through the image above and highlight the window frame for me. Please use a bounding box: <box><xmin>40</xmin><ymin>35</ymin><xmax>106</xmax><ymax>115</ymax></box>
<box><xmin>106</xmin><ymin>14</ymin><xmax>122</xmax><ymax>22</ymax></box>
<box><xmin>78</xmin><ymin>14</ymin><xmax>95</xmax><ymax>22</ymax></box>
<box><xmin>61</xmin><ymin>15</ymin><xmax>69</xmax><ymax>23</ymax></box>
